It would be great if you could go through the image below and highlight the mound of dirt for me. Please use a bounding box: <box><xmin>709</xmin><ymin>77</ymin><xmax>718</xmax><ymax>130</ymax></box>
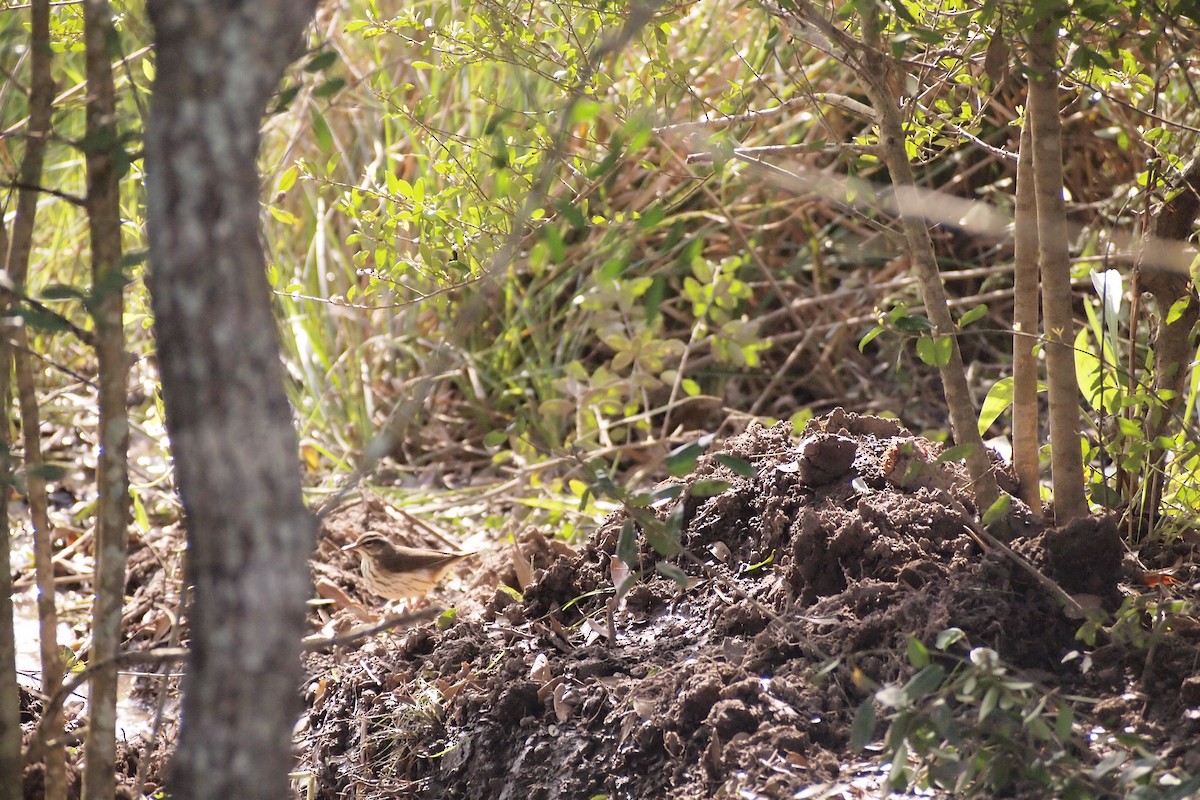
<box><xmin>300</xmin><ymin>411</ymin><xmax>1200</xmax><ymax>798</ymax></box>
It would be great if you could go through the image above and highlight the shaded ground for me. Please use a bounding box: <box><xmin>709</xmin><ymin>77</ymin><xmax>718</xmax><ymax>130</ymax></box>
<box><xmin>19</xmin><ymin>411</ymin><xmax>1200</xmax><ymax>798</ymax></box>
<box><xmin>300</xmin><ymin>411</ymin><xmax>1200</xmax><ymax>799</ymax></box>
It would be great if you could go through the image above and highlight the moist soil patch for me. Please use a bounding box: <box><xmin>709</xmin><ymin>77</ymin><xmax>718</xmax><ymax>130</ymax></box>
<box><xmin>300</xmin><ymin>410</ymin><xmax>1200</xmax><ymax>798</ymax></box>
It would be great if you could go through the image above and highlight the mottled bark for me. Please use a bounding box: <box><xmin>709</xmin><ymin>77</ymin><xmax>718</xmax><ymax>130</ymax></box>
<box><xmin>1028</xmin><ymin>19</ymin><xmax>1087</xmax><ymax>523</ymax></box>
<box><xmin>0</xmin><ymin>334</ymin><xmax>15</xmax><ymax>800</ymax></box>
<box><xmin>1135</xmin><ymin>155</ymin><xmax>1200</xmax><ymax>531</ymax></box>
<box><xmin>5</xmin><ymin>0</ymin><xmax>54</xmax><ymax>285</ymax></box>
<box><xmin>144</xmin><ymin>2</ymin><xmax>319</xmax><ymax>799</ymax></box>
<box><xmin>0</xmin><ymin>342</ymin><xmax>16</xmax><ymax>800</ymax></box>
<box><xmin>2</xmin><ymin>3</ymin><xmax>59</xmax><ymax>798</ymax></box>
<box><xmin>81</xmin><ymin>3</ymin><xmax>131</xmax><ymax>799</ymax></box>
<box><xmin>17</xmin><ymin>334</ymin><xmax>67</xmax><ymax>800</ymax></box>
<box><xmin>1012</xmin><ymin>120</ymin><xmax>1042</xmax><ymax>514</ymax></box>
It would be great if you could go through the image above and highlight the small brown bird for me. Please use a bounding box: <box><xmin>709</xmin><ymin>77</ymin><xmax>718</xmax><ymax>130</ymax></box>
<box><xmin>342</xmin><ymin>532</ymin><xmax>476</xmax><ymax>603</ymax></box>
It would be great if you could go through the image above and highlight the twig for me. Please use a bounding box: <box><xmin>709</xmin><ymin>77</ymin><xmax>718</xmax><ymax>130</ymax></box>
<box><xmin>301</xmin><ymin>607</ymin><xmax>440</xmax><ymax>650</ymax></box>
<box><xmin>4</xmin><ymin>180</ymin><xmax>86</xmax><ymax>207</ymax></box>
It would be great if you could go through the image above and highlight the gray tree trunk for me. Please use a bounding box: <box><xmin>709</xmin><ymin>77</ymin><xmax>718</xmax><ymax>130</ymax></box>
<box><xmin>2</xmin><ymin>3</ymin><xmax>58</xmax><ymax>798</ymax></box>
<box><xmin>1012</xmin><ymin>120</ymin><xmax>1042</xmax><ymax>515</ymax></box>
<box><xmin>0</xmin><ymin>391</ymin><xmax>17</xmax><ymax>800</ymax></box>
<box><xmin>82</xmin><ymin>2</ymin><xmax>131</xmax><ymax>797</ymax></box>
<box><xmin>1135</xmin><ymin>155</ymin><xmax>1200</xmax><ymax>531</ymax></box>
<box><xmin>144</xmin><ymin>2</ymin><xmax>319</xmax><ymax>799</ymax></box>
<box><xmin>1028</xmin><ymin>19</ymin><xmax>1087</xmax><ymax>523</ymax></box>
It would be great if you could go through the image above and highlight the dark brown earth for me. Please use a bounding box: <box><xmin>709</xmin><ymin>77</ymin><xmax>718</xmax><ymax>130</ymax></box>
<box><xmin>20</xmin><ymin>410</ymin><xmax>1200</xmax><ymax>798</ymax></box>
<box><xmin>297</xmin><ymin>411</ymin><xmax>1200</xmax><ymax>799</ymax></box>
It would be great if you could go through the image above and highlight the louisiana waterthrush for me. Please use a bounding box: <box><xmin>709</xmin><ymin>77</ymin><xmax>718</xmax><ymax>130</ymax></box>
<box><xmin>342</xmin><ymin>532</ymin><xmax>476</xmax><ymax>602</ymax></box>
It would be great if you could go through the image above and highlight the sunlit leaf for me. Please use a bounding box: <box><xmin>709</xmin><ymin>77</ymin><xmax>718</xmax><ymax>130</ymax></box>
<box><xmin>915</xmin><ymin>334</ymin><xmax>952</xmax><ymax>367</ymax></box>
<box><xmin>978</xmin><ymin>376</ymin><xmax>1015</xmax><ymax>435</ymax></box>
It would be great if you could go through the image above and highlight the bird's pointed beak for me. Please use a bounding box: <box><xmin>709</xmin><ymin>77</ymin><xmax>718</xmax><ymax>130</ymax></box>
<box><xmin>341</xmin><ymin>540</ymin><xmax>362</xmax><ymax>552</ymax></box>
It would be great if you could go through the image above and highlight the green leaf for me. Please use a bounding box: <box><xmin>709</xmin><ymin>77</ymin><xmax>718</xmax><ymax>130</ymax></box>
<box><xmin>982</xmin><ymin>493</ymin><xmax>1013</xmax><ymax>528</ymax></box>
<box><xmin>387</xmin><ymin>173</ymin><xmax>412</xmax><ymax>198</ymax></box>
<box><xmin>554</xmin><ymin>199</ymin><xmax>587</xmax><ymax>230</ymax></box>
<box><xmin>1091</xmin><ymin>751</ymin><xmax>1127</xmax><ymax>779</ymax></box>
<box><xmin>958</xmin><ymin>303</ymin><xmax>988</xmax><ymax>328</ymax></box>
<box><xmin>314</xmin><ymin>78</ymin><xmax>346</xmax><ymax>98</ymax></box>
<box><xmin>637</xmin><ymin>204</ymin><xmax>666</xmax><ymax>230</ymax></box>
<box><xmin>41</xmin><ymin>284</ymin><xmax>87</xmax><ymax>302</ymax></box>
<box><xmin>650</xmin><ymin>482</ymin><xmax>683</xmax><ymax>505</ymax></box>
<box><xmin>894</xmin><ymin>314</ymin><xmax>934</xmax><ymax>333</ymax></box>
<box><xmin>119</xmin><ymin>250</ymin><xmax>149</xmax><ymax>269</ymax></box>
<box><xmin>496</xmin><ymin>584</ymin><xmax>524</xmax><ymax>603</ymax></box>
<box><xmin>979</xmin><ymin>685</ymin><xmax>1000</xmax><ymax>722</ymax></box>
<box><xmin>902</xmin><ymin>664</ymin><xmax>945</xmax><ymax>701</ymax></box>
<box><xmin>311</xmin><ymin>109</ymin><xmax>333</xmax><ymax>153</ymax></box>
<box><xmin>978</xmin><ymin>376</ymin><xmax>1014</xmax><ymax>435</ymax></box>
<box><xmin>915</xmin><ymin>334</ymin><xmax>952</xmax><ymax>367</ymax></box>
<box><xmin>640</xmin><ymin>507</ymin><xmax>683</xmax><ymax>559</ymax></box>
<box><xmin>304</xmin><ymin>51</ymin><xmax>338</xmax><ymax>72</ymax></box>
<box><xmin>272</xmin><ymin>85</ymin><xmax>301</xmax><ymax>114</ymax></box>
<box><xmin>571</xmin><ymin>99</ymin><xmax>601</xmax><ymax>124</ymax></box>
<box><xmin>268</xmin><ymin>206</ymin><xmax>299</xmax><ymax>225</ymax></box>
<box><xmin>616</xmin><ymin>520</ymin><xmax>639</xmax><ymax>566</ymax></box>
<box><xmin>1074</xmin><ymin>326</ymin><xmax>1118</xmax><ymax>412</ymax></box>
<box><xmin>16</xmin><ymin>307</ymin><xmax>72</xmax><ymax>333</ymax></box>
<box><xmin>60</xmin><ymin>645</ymin><xmax>85</xmax><ymax>673</ymax></box>
<box><xmin>276</xmin><ymin>166</ymin><xmax>298</xmax><ymax>194</ymax></box>
<box><xmin>885</xmin><ymin>0</ymin><xmax>917</xmax><ymax>24</ymax></box>
<box><xmin>1089</xmin><ymin>481</ymin><xmax>1122</xmax><ymax>509</ymax></box>
<box><xmin>713</xmin><ymin>453</ymin><xmax>754</xmax><ymax>477</ymax></box>
<box><xmin>131</xmin><ymin>490</ymin><xmax>150</xmax><ymax>534</ymax></box>
<box><xmin>666</xmin><ymin>439</ymin><xmax>707</xmax><ymax>477</ymax></box>
<box><xmin>906</xmin><ymin>636</ymin><xmax>930</xmax><ymax>668</ymax></box>
<box><xmin>743</xmin><ymin>552</ymin><xmax>775</xmax><ymax>573</ymax></box>
<box><xmin>93</xmin><ymin>267</ymin><xmax>132</xmax><ymax>297</ymax></box>
<box><xmin>691</xmin><ymin>479</ymin><xmax>731</xmax><ymax>498</ymax></box>
<box><xmin>28</xmin><ymin>463</ymin><xmax>66</xmax><ymax>481</ymax></box>
<box><xmin>411</xmin><ymin>60</ymin><xmax>436</xmax><ymax>70</ymax></box>
<box><xmin>859</xmin><ymin>325</ymin><xmax>886</xmax><ymax>351</ymax></box>
<box><xmin>543</xmin><ymin>226</ymin><xmax>567</xmax><ymax>262</ymax></box>
<box><xmin>934</xmin><ymin>627</ymin><xmax>966</xmax><ymax>650</ymax></box>
<box><xmin>1055</xmin><ymin>703</ymin><xmax>1073</xmax><ymax>742</ymax></box>
<box><xmin>1167</xmin><ymin>295</ymin><xmax>1193</xmax><ymax>324</ymax></box>
<box><xmin>849</xmin><ymin>700</ymin><xmax>876</xmax><ymax>752</ymax></box>
<box><xmin>1026</xmin><ymin>714</ymin><xmax>1053</xmax><ymax>741</ymax></box>
<box><xmin>935</xmin><ymin>443</ymin><xmax>975</xmax><ymax>464</ymax></box>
